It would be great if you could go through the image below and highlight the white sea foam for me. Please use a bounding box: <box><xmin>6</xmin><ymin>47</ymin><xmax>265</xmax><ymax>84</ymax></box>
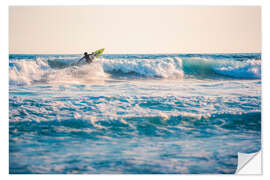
<box><xmin>9</xmin><ymin>58</ymin><xmax>108</xmax><ymax>85</ymax></box>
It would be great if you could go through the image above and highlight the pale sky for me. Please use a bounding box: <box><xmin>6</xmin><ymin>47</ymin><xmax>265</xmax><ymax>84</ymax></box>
<box><xmin>9</xmin><ymin>6</ymin><xmax>261</xmax><ymax>54</ymax></box>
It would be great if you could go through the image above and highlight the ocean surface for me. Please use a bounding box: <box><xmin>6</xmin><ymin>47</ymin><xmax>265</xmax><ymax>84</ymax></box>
<box><xmin>9</xmin><ymin>53</ymin><xmax>261</xmax><ymax>174</ymax></box>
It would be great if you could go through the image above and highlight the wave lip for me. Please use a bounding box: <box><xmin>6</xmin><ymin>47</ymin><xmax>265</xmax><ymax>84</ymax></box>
<box><xmin>99</xmin><ymin>57</ymin><xmax>184</xmax><ymax>79</ymax></box>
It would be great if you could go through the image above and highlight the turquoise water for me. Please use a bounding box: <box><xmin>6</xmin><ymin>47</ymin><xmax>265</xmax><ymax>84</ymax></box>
<box><xmin>9</xmin><ymin>53</ymin><xmax>261</xmax><ymax>174</ymax></box>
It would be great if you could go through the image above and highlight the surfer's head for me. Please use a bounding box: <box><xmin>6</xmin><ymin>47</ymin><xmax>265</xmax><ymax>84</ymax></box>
<box><xmin>84</xmin><ymin>52</ymin><xmax>88</xmax><ymax>56</ymax></box>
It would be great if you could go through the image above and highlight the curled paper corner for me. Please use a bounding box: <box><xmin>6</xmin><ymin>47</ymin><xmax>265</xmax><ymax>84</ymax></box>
<box><xmin>236</xmin><ymin>150</ymin><xmax>262</xmax><ymax>175</ymax></box>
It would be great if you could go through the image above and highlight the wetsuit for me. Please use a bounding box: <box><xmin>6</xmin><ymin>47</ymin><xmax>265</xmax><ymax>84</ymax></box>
<box><xmin>79</xmin><ymin>54</ymin><xmax>95</xmax><ymax>64</ymax></box>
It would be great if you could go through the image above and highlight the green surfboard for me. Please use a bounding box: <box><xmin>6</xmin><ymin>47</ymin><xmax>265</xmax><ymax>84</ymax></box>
<box><xmin>93</xmin><ymin>48</ymin><xmax>105</xmax><ymax>57</ymax></box>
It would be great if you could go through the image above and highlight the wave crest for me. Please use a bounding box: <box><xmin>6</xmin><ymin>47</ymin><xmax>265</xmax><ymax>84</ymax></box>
<box><xmin>182</xmin><ymin>58</ymin><xmax>261</xmax><ymax>79</ymax></box>
<box><xmin>99</xmin><ymin>57</ymin><xmax>184</xmax><ymax>79</ymax></box>
<box><xmin>212</xmin><ymin>59</ymin><xmax>261</xmax><ymax>79</ymax></box>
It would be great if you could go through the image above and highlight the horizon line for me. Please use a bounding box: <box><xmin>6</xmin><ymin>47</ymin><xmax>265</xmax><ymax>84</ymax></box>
<box><xmin>9</xmin><ymin>52</ymin><xmax>262</xmax><ymax>55</ymax></box>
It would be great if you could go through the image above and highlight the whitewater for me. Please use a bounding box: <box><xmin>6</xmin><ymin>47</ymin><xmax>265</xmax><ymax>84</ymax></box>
<box><xmin>9</xmin><ymin>53</ymin><xmax>261</xmax><ymax>174</ymax></box>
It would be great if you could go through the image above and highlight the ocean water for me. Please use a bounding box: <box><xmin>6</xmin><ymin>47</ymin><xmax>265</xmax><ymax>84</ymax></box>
<box><xmin>9</xmin><ymin>53</ymin><xmax>261</xmax><ymax>174</ymax></box>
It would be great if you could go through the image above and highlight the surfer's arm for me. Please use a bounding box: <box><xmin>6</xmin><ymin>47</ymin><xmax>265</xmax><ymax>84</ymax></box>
<box><xmin>77</xmin><ymin>56</ymin><xmax>85</xmax><ymax>63</ymax></box>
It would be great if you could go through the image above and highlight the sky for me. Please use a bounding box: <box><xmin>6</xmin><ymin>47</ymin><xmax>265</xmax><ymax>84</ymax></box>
<box><xmin>9</xmin><ymin>6</ymin><xmax>261</xmax><ymax>54</ymax></box>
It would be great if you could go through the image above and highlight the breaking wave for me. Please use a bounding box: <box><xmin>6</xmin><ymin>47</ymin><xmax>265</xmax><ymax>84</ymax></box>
<box><xmin>9</xmin><ymin>55</ymin><xmax>261</xmax><ymax>85</ymax></box>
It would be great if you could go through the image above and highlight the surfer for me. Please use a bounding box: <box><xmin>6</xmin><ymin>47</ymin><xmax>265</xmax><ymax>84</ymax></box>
<box><xmin>77</xmin><ymin>52</ymin><xmax>95</xmax><ymax>64</ymax></box>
